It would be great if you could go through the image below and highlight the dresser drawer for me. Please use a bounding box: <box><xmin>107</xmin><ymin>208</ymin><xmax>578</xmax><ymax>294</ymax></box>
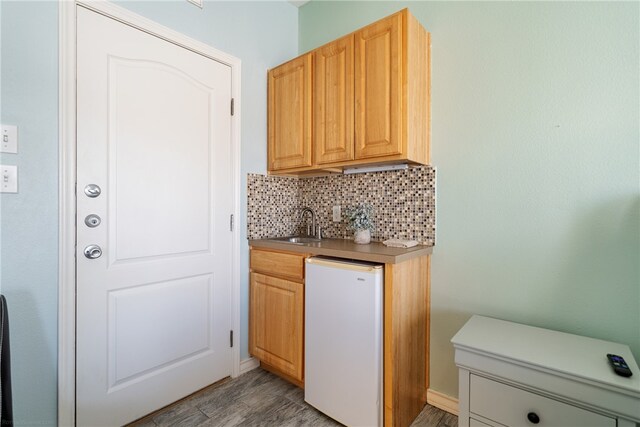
<box><xmin>250</xmin><ymin>249</ymin><xmax>305</xmax><ymax>280</ymax></box>
<box><xmin>469</xmin><ymin>418</ymin><xmax>493</xmax><ymax>427</ymax></box>
<box><xmin>469</xmin><ymin>374</ymin><xmax>616</xmax><ymax>427</ymax></box>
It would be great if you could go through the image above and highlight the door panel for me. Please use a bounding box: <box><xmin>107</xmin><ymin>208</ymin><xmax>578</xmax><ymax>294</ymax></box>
<box><xmin>76</xmin><ymin>6</ymin><xmax>233</xmax><ymax>425</ymax></box>
<box><xmin>109</xmin><ymin>58</ymin><xmax>213</xmax><ymax>262</ymax></box>
<box><xmin>355</xmin><ymin>13</ymin><xmax>403</xmax><ymax>159</ymax></box>
<box><xmin>108</xmin><ymin>275</ymin><xmax>212</xmax><ymax>387</ymax></box>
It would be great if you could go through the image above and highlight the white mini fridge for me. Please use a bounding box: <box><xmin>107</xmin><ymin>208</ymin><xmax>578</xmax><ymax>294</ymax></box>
<box><xmin>305</xmin><ymin>256</ymin><xmax>383</xmax><ymax>427</ymax></box>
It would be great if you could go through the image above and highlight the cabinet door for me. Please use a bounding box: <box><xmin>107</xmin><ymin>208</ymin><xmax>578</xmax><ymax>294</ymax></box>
<box><xmin>314</xmin><ymin>35</ymin><xmax>354</xmax><ymax>165</ymax></box>
<box><xmin>268</xmin><ymin>54</ymin><xmax>313</xmax><ymax>171</ymax></box>
<box><xmin>354</xmin><ymin>12</ymin><xmax>403</xmax><ymax>159</ymax></box>
<box><xmin>249</xmin><ymin>272</ymin><xmax>304</xmax><ymax>381</ymax></box>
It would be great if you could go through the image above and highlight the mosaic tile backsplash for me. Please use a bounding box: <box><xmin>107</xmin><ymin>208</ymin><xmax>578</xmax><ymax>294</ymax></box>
<box><xmin>247</xmin><ymin>166</ymin><xmax>436</xmax><ymax>245</ymax></box>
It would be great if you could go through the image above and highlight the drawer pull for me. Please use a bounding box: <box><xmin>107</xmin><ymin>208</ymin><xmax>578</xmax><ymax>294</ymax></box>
<box><xmin>527</xmin><ymin>412</ymin><xmax>540</xmax><ymax>424</ymax></box>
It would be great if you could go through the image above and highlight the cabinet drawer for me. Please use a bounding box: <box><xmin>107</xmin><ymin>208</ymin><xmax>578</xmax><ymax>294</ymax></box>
<box><xmin>250</xmin><ymin>249</ymin><xmax>305</xmax><ymax>280</ymax></box>
<box><xmin>470</xmin><ymin>375</ymin><xmax>615</xmax><ymax>427</ymax></box>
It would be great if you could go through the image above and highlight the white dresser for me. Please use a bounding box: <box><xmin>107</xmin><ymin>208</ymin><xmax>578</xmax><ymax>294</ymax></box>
<box><xmin>452</xmin><ymin>316</ymin><xmax>640</xmax><ymax>427</ymax></box>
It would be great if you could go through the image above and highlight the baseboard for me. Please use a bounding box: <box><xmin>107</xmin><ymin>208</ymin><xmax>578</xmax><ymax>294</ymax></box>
<box><xmin>239</xmin><ymin>357</ymin><xmax>260</xmax><ymax>375</ymax></box>
<box><xmin>426</xmin><ymin>389</ymin><xmax>459</xmax><ymax>416</ymax></box>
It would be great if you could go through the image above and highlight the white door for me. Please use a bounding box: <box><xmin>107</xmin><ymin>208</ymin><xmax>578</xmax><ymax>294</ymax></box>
<box><xmin>76</xmin><ymin>6</ymin><xmax>233</xmax><ymax>425</ymax></box>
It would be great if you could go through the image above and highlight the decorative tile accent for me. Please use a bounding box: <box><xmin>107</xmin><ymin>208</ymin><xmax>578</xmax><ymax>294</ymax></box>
<box><xmin>247</xmin><ymin>165</ymin><xmax>436</xmax><ymax>246</ymax></box>
<box><xmin>247</xmin><ymin>174</ymin><xmax>300</xmax><ymax>239</ymax></box>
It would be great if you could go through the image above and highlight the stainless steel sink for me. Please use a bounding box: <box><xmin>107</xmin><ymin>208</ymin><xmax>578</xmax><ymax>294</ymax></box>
<box><xmin>270</xmin><ymin>236</ymin><xmax>321</xmax><ymax>244</ymax></box>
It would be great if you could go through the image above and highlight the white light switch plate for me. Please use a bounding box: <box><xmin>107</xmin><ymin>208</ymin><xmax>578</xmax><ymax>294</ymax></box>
<box><xmin>332</xmin><ymin>205</ymin><xmax>341</xmax><ymax>222</ymax></box>
<box><xmin>1</xmin><ymin>125</ymin><xmax>18</xmax><ymax>154</ymax></box>
<box><xmin>1</xmin><ymin>165</ymin><xmax>18</xmax><ymax>193</ymax></box>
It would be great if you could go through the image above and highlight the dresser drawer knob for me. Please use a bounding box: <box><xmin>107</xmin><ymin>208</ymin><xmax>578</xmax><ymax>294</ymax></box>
<box><xmin>527</xmin><ymin>412</ymin><xmax>540</xmax><ymax>424</ymax></box>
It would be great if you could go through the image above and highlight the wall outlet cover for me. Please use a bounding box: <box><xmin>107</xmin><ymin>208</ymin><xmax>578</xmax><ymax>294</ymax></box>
<box><xmin>332</xmin><ymin>205</ymin><xmax>341</xmax><ymax>222</ymax></box>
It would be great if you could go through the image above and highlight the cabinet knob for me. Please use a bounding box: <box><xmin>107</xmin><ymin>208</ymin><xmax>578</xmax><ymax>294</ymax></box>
<box><xmin>527</xmin><ymin>412</ymin><xmax>540</xmax><ymax>424</ymax></box>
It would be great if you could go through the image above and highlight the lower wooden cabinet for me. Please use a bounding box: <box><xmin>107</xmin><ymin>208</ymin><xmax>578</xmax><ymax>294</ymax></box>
<box><xmin>249</xmin><ymin>272</ymin><xmax>304</xmax><ymax>382</ymax></box>
<box><xmin>249</xmin><ymin>247</ymin><xmax>306</xmax><ymax>384</ymax></box>
<box><xmin>249</xmin><ymin>245</ymin><xmax>431</xmax><ymax>427</ymax></box>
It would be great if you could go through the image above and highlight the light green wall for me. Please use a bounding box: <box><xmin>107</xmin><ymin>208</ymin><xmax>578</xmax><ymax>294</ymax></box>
<box><xmin>0</xmin><ymin>2</ymin><xmax>297</xmax><ymax>425</ymax></box>
<box><xmin>300</xmin><ymin>1</ymin><xmax>640</xmax><ymax>398</ymax></box>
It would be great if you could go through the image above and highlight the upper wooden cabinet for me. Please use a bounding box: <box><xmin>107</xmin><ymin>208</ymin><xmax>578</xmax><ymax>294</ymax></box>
<box><xmin>267</xmin><ymin>53</ymin><xmax>313</xmax><ymax>171</ymax></box>
<box><xmin>267</xmin><ymin>9</ymin><xmax>430</xmax><ymax>174</ymax></box>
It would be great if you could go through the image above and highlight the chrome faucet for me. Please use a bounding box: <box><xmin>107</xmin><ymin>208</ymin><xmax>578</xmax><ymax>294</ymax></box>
<box><xmin>300</xmin><ymin>207</ymin><xmax>321</xmax><ymax>239</ymax></box>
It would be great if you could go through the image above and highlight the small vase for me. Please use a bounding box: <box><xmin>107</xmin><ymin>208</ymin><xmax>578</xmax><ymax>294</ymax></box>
<box><xmin>354</xmin><ymin>229</ymin><xmax>371</xmax><ymax>244</ymax></box>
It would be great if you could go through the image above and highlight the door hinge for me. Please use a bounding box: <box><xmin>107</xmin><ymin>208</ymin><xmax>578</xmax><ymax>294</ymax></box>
<box><xmin>230</xmin><ymin>98</ymin><xmax>235</xmax><ymax>116</ymax></box>
<box><xmin>230</xmin><ymin>330</ymin><xmax>234</xmax><ymax>348</ymax></box>
<box><xmin>230</xmin><ymin>214</ymin><xmax>234</xmax><ymax>232</ymax></box>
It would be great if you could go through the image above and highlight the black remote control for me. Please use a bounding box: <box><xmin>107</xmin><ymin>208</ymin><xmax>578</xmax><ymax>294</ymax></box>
<box><xmin>607</xmin><ymin>354</ymin><xmax>632</xmax><ymax>377</ymax></box>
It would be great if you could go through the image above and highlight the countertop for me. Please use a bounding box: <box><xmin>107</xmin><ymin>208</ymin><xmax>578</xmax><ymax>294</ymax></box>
<box><xmin>248</xmin><ymin>238</ymin><xmax>433</xmax><ymax>264</ymax></box>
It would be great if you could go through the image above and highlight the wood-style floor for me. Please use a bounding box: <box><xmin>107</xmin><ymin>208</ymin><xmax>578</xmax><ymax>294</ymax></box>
<box><xmin>130</xmin><ymin>367</ymin><xmax>458</xmax><ymax>427</ymax></box>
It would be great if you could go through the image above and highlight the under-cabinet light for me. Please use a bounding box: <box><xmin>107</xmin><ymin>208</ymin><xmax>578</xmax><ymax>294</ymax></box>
<box><xmin>342</xmin><ymin>164</ymin><xmax>409</xmax><ymax>175</ymax></box>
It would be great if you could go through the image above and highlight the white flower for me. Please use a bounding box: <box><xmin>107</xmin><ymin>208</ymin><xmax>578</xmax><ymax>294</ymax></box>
<box><xmin>343</xmin><ymin>204</ymin><xmax>374</xmax><ymax>231</ymax></box>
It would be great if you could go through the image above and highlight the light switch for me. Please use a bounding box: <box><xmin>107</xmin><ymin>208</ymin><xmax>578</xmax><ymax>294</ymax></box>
<box><xmin>332</xmin><ymin>205</ymin><xmax>341</xmax><ymax>222</ymax></box>
<box><xmin>1</xmin><ymin>165</ymin><xmax>17</xmax><ymax>193</ymax></box>
<box><xmin>1</xmin><ymin>125</ymin><xmax>18</xmax><ymax>154</ymax></box>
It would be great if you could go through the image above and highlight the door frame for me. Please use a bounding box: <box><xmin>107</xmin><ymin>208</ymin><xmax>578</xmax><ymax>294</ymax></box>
<box><xmin>58</xmin><ymin>1</ymin><xmax>242</xmax><ymax>424</ymax></box>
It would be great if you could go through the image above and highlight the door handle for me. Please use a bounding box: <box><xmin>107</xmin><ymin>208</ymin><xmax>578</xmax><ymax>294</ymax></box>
<box><xmin>84</xmin><ymin>245</ymin><xmax>102</xmax><ymax>259</ymax></box>
<box><xmin>84</xmin><ymin>184</ymin><xmax>101</xmax><ymax>198</ymax></box>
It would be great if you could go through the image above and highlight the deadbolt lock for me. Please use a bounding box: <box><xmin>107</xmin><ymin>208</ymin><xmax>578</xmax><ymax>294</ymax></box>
<box><xmin>84</xmin><ymin>214</ymin><xmax>102</xmax><ymax>228</ymax></box>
